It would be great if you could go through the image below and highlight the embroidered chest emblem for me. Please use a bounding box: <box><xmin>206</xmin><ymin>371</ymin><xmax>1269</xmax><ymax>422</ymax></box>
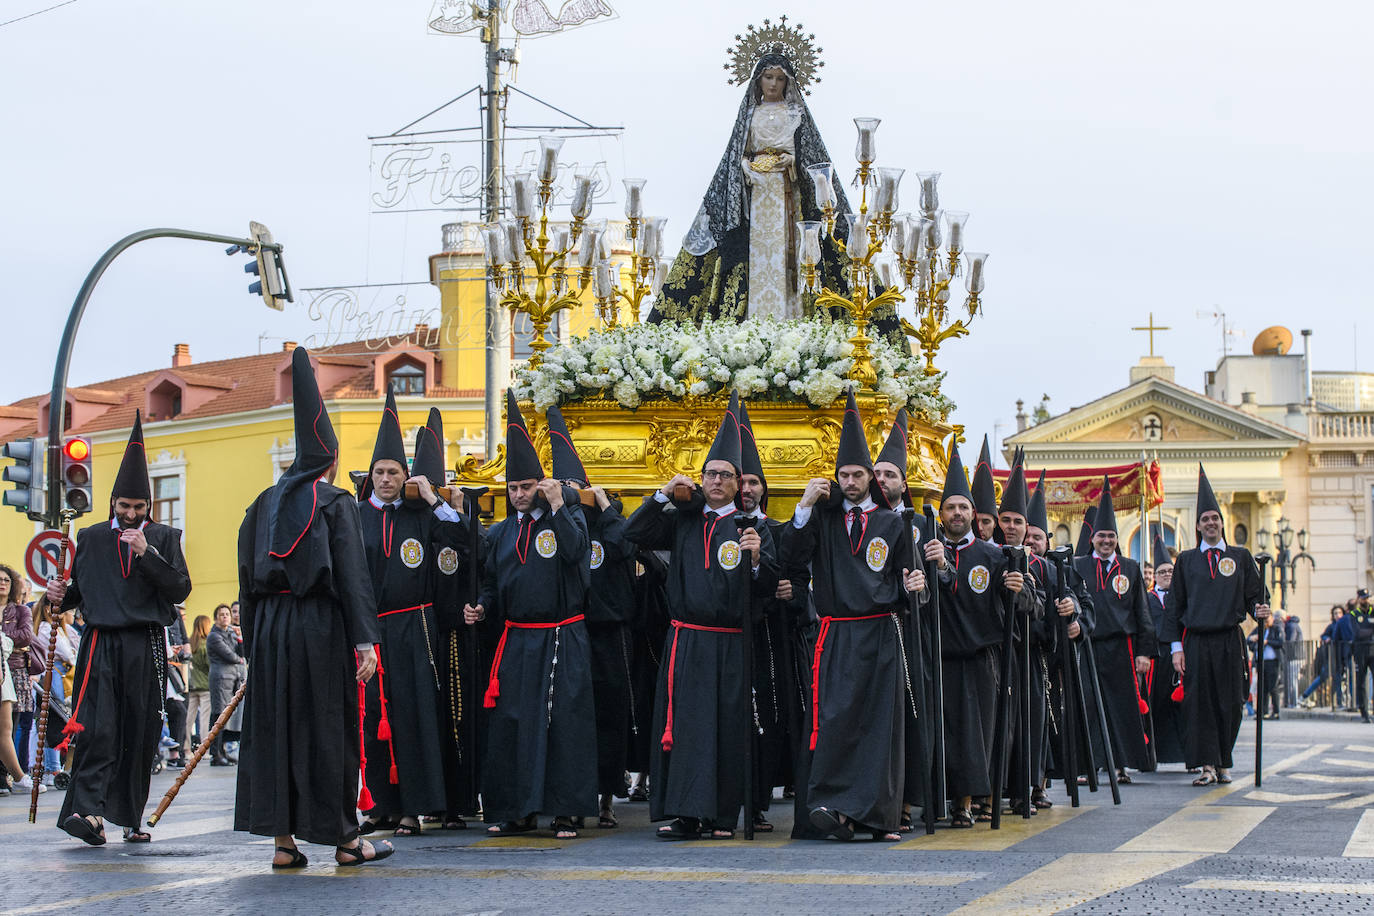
<box><xmin>968</xmin><ymin>565</ymin><xmax>990</xmax><ymax>594</ymax></box>
<box><xmin>590</xmin><ymin>539</ymin><xmax>605</xmax><ymax>570</ymax></box>
<box><xmin>400</xmin><ymin>537</ymin><xmax>424</xmax><ymax>569</ymax></box>
<box><xmin>1217</xmin><ymin>557</ymin><xmax>1236</xmax><ymax>577</ymax></box>
<box><xmin>1112</xmin><ymin>573</ymin><xmax>1131</xmax><ymax>597</ymax></box>
<box><xmin>717</xmin><ymin>540</ymin><xmax>742</xmax><ymax>570</ymax></box>
<box><xmin>866</xmin><ymin>536</ymin><xmax>890</xmax><ymax>572</ymax></box>
<box><xmin>535</xmin><ymin>529</ymin><xmax>558</xmax><ymax>559</ymax></box>
<box><xmin>437</xmin><ymin>546</ymin><xmax>458</xmax><ymax>575</ymax></box>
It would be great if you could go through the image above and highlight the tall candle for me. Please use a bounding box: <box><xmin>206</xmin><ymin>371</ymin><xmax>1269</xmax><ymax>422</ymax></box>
<box><xmin>571</xmin><ymin>176</ymin><xmax>593</xmax><ymax>219</ymax></box>
<box><xmin>578</xmin><ymin>228</ymin><xmax>601</xmax><ymax>268</ymax></box>
<box><xmin>624</xmin><ymin>180</ymin><xmax>645</xmax><ymax>218</ymax></box>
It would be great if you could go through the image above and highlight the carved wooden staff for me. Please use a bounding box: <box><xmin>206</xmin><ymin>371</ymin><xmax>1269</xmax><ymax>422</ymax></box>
<box><xmin>29</xmin><ymin>508</ymin><xmax>75</xmax><ymax>823</ymax></box>
<box><xmin>1255</xmin><ymin>554</ymin><xmax>1272</xmax><ymax>788</ymax></box>
<box><xmin>146</xmin><ymin>679</ymin><xmax>247</xmax><ymax>827</ymax></box>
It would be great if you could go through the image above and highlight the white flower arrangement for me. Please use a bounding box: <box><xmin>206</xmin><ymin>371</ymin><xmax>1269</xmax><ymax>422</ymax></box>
<box><xmin>512</xmin><ymin>316</ymin><xmax>954</xmax><ymax>421</ymax></box>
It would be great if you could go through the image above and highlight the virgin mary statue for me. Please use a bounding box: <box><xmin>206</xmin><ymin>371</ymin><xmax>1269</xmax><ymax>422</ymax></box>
<box><xmin>650</xmin><ymin>48</ymin><xmax>854</xmax><ymax>325</ymax></box>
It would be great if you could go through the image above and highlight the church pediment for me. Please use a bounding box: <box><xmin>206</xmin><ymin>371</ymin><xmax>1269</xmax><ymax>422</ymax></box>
<box><xmin>1009</xmin><ymin>377</ymin><xmax>1303</xmax><ymax>446</ymax></box>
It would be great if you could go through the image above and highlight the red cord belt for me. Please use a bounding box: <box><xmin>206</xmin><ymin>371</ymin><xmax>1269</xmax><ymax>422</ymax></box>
<box><xmin>378</xmin><ymin>602</ymin><xmax>431</xmax><ymax>618</ymax></box>
<box><xmin>811</xmin><ymin>613</ymin><xmax>893</xmax><ymax>750</ymax></box>
<box><xmin>661</xmin><ymin>619</ymin><xmax>743</xmax><ymax>752</ymax></box>
<box><xmin>483</xmin><ymin>614</ymin><xmax>586</xmax><ymax>708</ymax></box>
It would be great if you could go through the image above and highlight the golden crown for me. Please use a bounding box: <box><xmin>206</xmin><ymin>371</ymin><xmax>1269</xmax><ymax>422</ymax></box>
<box><xmin>724</xmin><ymin>16</ymin><xmax>824</xmax><ymax>95</ymax></box>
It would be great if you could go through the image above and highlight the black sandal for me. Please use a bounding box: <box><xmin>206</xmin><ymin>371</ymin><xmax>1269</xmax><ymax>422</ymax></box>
<box><xmin>122</xmin><ymin>828</ymin><xmax>152</xmax><ymax>843</ymax></box>
<box><xmin>1116</xmin><ymin>771</ymin><xmax>1133</xmax><ymax>785</ymax></box>
<box><xmin>950</xmin><ymin>808</ymin><xmax>974</xmax><ymax>829</ymax></box>
<box><xmin>442</xmin><ymin>817</ymin><xmax>468</xmax><ymax>830</ymax></box>
<box><xmin>701</xmin><ymin>819</ymin><xmax>734</xmax><ymax>840</ymax></box>
<box><xmin>485</xmin><ymin>816</ymin><xmax>536</xmax><ymax>836</ymax></box>
<box><xmin>898</xmin><ymin>811</ymin><xmax>914</xmax><ymax>833</ymax></box>
<box><xmin>655</xmin><ymin>817</ymin><xmax>700</xmax><ymax>840</ymax></box>
<box><xmin>870</xmin><ymin>830</ymin><xmax>902</xmax><ymax>841</ymax></box>
<box><xmin>1031</xmin><ymin>788</ymin><xmax>1054</xmax><ymax>810</ymax></box>
<box><xmin>62</xmin><ymin>814</ymin><xmax>106</xmax><ymax>847</ymax></box>
<box><xmin>808</xmin><ymin>806</ymin><xmax>854</xmax><ymax>841</ymax></box>
<box><xmin>392</xmin><ymin>819</ymin><xmax>421</xmax><ymax>837</ymax></box>
<box><xmin>551</xmin><ymin>817</ymin><xmax>579</xmax><ymax>839</ymax></box>
<box><xmin>272</xmin><ymin>846</ymin><xmax>308</xmax><ymax>869</ymax></box>
<box><xmin>358</xmin><ymin>815</ymin><xmax>397</xmax><ymax>835</ymax></box>
<box><xmin>335</xmin><ymin>839</ymin><xmax>394</xmax><ymax>866</ymax></box>
<box><xmin>752</xmin><ymin>812</ymin><xmax>774</xmax><ymax>833</ymax></box>
<box><xmin>598</xmin><ymin>812</ymin><xmax>618</xmax><ymax>829</ymax></box>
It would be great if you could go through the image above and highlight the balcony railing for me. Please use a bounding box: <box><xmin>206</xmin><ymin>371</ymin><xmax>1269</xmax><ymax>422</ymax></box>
<box><xmin>1310</xmin><ymin>412</ymin><xmax>1374</xmax><ymax>441</ymax></box>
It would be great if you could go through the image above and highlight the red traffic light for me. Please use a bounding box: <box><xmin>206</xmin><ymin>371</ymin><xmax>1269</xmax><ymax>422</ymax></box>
<box><xmin>63</xmin><ymin>438</ymin><xmax>90</xmax><ymax>462</ymax></box>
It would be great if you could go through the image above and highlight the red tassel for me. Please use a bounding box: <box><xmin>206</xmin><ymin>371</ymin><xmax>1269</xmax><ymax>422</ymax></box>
<box><xmin>357</xmin><ymin>783</ymin><xmax>374</xmax><ymax>811</ymax></box>
<box><xmin>377</xmin><ymin>718</ymin><xmax>391</xmax><ymax>741</ymax></box>
<box><xmin>1171</xmin><ymin>684</ymin><xmax>1184</xmax><ymax>703</ymax></box>
<box><xmin>55</xmin><ymin>738</ymin><xmax>70</xmax><ymax>754</ymax></box>
<box><xmin>356</xmin><ymin>674</ymin><xmax>374</xmax><ymax>813</ymax></box>
<box><xmin>62</xmin><ymin>719</ymin><xmax>83</xmax><ymax>736</ymax></box>
<box><xmin>1138</xmin><ymin>697</ymin><xmax>1150</xmax><ymax>715</ymax></box>
<box><xmin>389</xmin><ymin>763</ymin><xmax>399</xmax><ymax>785</ymax></box>
<box><xmin>483</xmin><ymin>678</ymin><xmax>500</xmax><ymax>709</ymax></box>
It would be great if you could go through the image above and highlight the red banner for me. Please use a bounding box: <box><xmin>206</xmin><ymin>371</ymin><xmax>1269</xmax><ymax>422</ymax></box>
<box><xmin>994</xmin><ymin>460</ymin><xmax>1163</xmax><ymax>515</ymax></box>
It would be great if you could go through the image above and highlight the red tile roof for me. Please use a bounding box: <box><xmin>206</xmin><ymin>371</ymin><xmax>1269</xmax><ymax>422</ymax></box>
<box><xmin>2</xmin><ymin>330</ymin><xmax>465</xmax><ymax>437</ymax></box>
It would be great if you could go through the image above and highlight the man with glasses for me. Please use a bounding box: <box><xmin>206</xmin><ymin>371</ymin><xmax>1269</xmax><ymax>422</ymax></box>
<box><xmin>625</xmin><ymin>392</ymin><xmax>778</xmax><ymax>840</ymax></box>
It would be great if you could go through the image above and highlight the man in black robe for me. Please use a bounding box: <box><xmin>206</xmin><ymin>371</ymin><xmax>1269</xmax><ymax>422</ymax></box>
<box><xmin>357</xmin><ymin>392</ymin><xmax>462</xmax><ymax>837</ymax></box>
<box><xmin>872</xmin><ymin>409</ymin><xmax>932</xmax><ymax>832</ymax></box>
<box><xmin>47</xmin><ymin>411</ymin><xmax>191</xmax><ymax>845</ymax></box>
<box><xmin>1146</xmin><ymin>534</ymin><xmax>1186</xmax><ymax>765</ymax></box>
<box><xmin>544</xmin><ymin>404</ymin><xmax>636</xmax><ymax>829</ymax></box>
<box><xmin>1023</xmin><ymin>471</ymin><xmax>1087</xmax><ymax>804</ymax></box>
<box><xmin>922</xmin><ymin>449</ymin><xmax>1026</xmax><ymax>827</ymax></box>
<box><xmin>786</xmin><ymin>390</ymin><xmax>916</xmax><ymax>841</ymax></box>
<box><xmin>233</xmin><ymin>347</ymin><xmax>393</xmax><ymax>867</ymax></box>
<box><xmin>1162</xmin><ymin>466</ymin><xmax>1268</xmax><ymax>785</ymax></box>
<box><xmin>737</xmin><ymin>400</ymin><xmax>812</xmax><ymax>835</ymax></box>
<box><xmin>972</xmin><ymin>435</ymin><xmax>999</xmax><ymax>543</ymax></box>
<box><xmin>1073</xmin><ymin>480</ymin><xmax>1155</xmax><ymax>783</ymax></box>
<box><xmin>465</xmin><ymin>390</ymin><xmax>597</xmax><ymax>838</ymax></box>
<box><xmin>411</xmin><ymin>408</ymin><xmax>481</xmax><ymax>831</ymax></box>
<box><xmin>624</xmin><ymin>391</ymin><xmax>778</xmax><ymax>840</ymax></box>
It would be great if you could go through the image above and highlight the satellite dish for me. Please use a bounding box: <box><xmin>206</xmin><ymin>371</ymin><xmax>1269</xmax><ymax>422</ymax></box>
<box><xmin>1252</xmin><ymin>326</ymin><xmax>1293</xmax><ymax>356</ymax></box>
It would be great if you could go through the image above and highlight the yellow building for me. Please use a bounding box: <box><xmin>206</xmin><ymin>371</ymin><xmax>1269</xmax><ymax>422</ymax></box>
<box><xmin>0</xmin><ymin>221</ymin><xmax>626</xmax><ymax>606</ymax></box>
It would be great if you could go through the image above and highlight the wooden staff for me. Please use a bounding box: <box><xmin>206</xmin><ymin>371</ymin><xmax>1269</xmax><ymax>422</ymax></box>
<box><xmin>29</xmin><ymin>508</ymin><xmax>75</xmax><ymax>823</ymax></box>
<box><xmin>146</xmin><ymin>679</ymin><xmax>247</xmax><ymax>827</ymax></box>
<box><xmin>1255</xmin><ymin>554</ymin><xmax>1272</xmax><ymax>788</ymax></box>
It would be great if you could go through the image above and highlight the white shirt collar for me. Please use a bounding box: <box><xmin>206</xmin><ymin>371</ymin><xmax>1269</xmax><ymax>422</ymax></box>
<box><xmin>1094</xmin><ymin>551</ymin><xmax>1119</xmax><ymax>565</ymax></box>
<box><xmin>743</xmin><ymin>506</ymin><xmax>767</xmax><ymax>519</ymax></box>
<box><xmin>949</xmin><ymin>529</ymin><xmax>975</xmax><ymax>548</ymax></box>
<box><xmin>368</xmin><ymin>494</ymin><xmax>402</xmax><ymax>509</ymax></box>
<box><xmin>518</xmin><ymin>506</ymin><xmax>546</xmax><ymax>522</ymax></box>
<box><xmin>110</xmin><ymin>518</ymin><xmax>149</xmax><ymax>531</ymax></box>
<box><xmin>1200</xmin><ymin>537</ymin><xmax>1228</xmax><ymax>552</ymax></box>
<box><xmin>843</xmin><ymin>496</ymin><xmax>876</xmax><ymax>513</ymax></box>
<box><xmin>704</xmin><ymin>502</ymin><xmax>737</xmax><ymax>518</ymax></box>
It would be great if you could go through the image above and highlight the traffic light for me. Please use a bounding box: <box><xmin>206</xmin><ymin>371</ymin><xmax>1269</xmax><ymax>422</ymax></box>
<box><xmin>2</xmin><ymin>436</ymin><xmax>46</xmax><ymax>518</ymax></box>
<box><xmin>61</xmin><ymin>436</ymin><xmax>94</xmax><ymax>517</ymax></box>
<box><xmin>242</xmin><ymin>221</ymin><xmax>292</xmax><ymax>311</ymax></box>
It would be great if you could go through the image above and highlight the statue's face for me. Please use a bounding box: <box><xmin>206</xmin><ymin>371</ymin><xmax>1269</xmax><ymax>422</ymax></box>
<box><xmin>758</xmin><ymin>67</ymin><xmax>787</xmax><ymax>102</ymax></box>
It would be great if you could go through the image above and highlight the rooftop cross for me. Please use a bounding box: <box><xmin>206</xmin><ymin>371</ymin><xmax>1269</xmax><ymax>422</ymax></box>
<box><xmin>1132</xmin><ymin>312</ymin><xmax>1171</xmax><ymax>357</ymax></box>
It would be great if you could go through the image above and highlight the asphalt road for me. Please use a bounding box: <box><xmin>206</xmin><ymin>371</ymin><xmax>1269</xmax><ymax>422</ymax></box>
<box><xmin>5</xmin><ymin>717</ymin><xmax>1374</xmax><ymax>914</ymax></box>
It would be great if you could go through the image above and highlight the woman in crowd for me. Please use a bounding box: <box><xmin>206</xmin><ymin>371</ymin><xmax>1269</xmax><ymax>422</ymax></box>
<box><xmin>34</xmin><ymin>604</ymin><xmax>77</xmax><ymax>784</ymax></box>
<box><xmin>187</xmin><ymin>614</ymin><xmax>212</xmax><ymax>752</ymax></box>
<box><xmin>1</xmin><ymin>564</ymin><xmax>35</xmax><ymax>774</ymax></box>
<box><xmin>1</xmin><ymin>625</ymin><xmax>31</xmax><ymax>794</ymax></box>
<box><xmin>207</xmin><ymin>604</ymin><xmax>244</xmax><ymax>766</ymax></box>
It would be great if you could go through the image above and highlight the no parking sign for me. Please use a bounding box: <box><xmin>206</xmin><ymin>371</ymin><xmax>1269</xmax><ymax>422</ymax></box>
<box><xmin>25</xmin><ymin>529</ymin><xmax>74</xmax><ymax>586</ymax></box>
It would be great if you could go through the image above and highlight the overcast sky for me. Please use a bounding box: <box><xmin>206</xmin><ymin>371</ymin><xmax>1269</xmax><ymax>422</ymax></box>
<box><xmin>3</xmin><ymin>0</ymin><xmax>1371</xmax><ymax>463</ymax></box>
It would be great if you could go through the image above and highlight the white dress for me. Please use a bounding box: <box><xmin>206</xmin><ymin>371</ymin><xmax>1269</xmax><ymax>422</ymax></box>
<box><xmin>1</xmin><ymin>633</ymin><xmax>15</xmax><ymax>704</ymax></box>
<box><xmin>745</xmin><ymin>101</ymin><xmax>803</xmax><ymax>320</ymax></box>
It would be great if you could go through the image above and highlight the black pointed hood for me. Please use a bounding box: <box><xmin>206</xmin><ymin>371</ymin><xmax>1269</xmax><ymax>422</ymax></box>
<box><xmin>111</xmin><ymin>410</ymin><xmax>152</xmax><ymax>505</ymax></box>
<box><xmin>1196</xmin><ymin>464</ymin><xmax>1222</xmax><ymax>523</ymax></box>
<box><xmin>266</xmin><ymin>347</ymin><xmax>338</xmax><ymax>556</ymax></box>
<box><xmin>1027</xmin><ymin>469</ymin><xmax>1049</xmax><ymax>534</ymax></box>
<box><xmin>998</xmin><ymin>451</ymin><xmax>1028</xmax><ymax>519</ymax></box>
<box><xmin>874</xmin><ymin>408</ymin><xmax>911</xmax><ymax>508</ymax></box>
<box><xmin>370</xmin><ymin>390</ymin><xmax>408</xmax><ymax>473</ymax></box>
<box><xmin>1152</xmin><ymin>531</ymin><xmax>1172</xmax><ymax>569</ymax></box>
<box><xmin>835</xmin><ymin>388</ymin><xmax>872</xmax><ymax>474</ymax></box>
<box><xmin>737</xmin><ymin>399</ymin><xmax>767</xmax><ymax>508</ymax></box>
<box><xmin>941</xmin><ymin>447</ymin><xmax>974</xmax><ymax>507</ymax></box>
<box><xmin>1075</xmin><ymin>505</ymin><xmax>1098</xmax><ymax>557</ymax></box>
<box><xmin>411</xmin><ymin>407</ymin><xmax>446</xmax><ymax>485</ymax></box>
<box><xmin>972</xmin><ymin>434</ymin><xmax>997</xmax><ymax>517</ymax></box>
<box><xmin>1094</xmin><ymin>476</ymin><xmax>1118</xmax><ymax>534</ymax></box>
<box><xmin>505</xmin><ymin>389</ymin><xmax>544</xmax><ymax>482</ymax></box>
<box><xmin>545</xmin><ymin>405</ymin><xmax>588</xmax><ymax>486</ymax></box>
<box><xmin>703</xmin><ymin>390</ymin><xmax>742</xmax><ymax>472</ymax></box>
